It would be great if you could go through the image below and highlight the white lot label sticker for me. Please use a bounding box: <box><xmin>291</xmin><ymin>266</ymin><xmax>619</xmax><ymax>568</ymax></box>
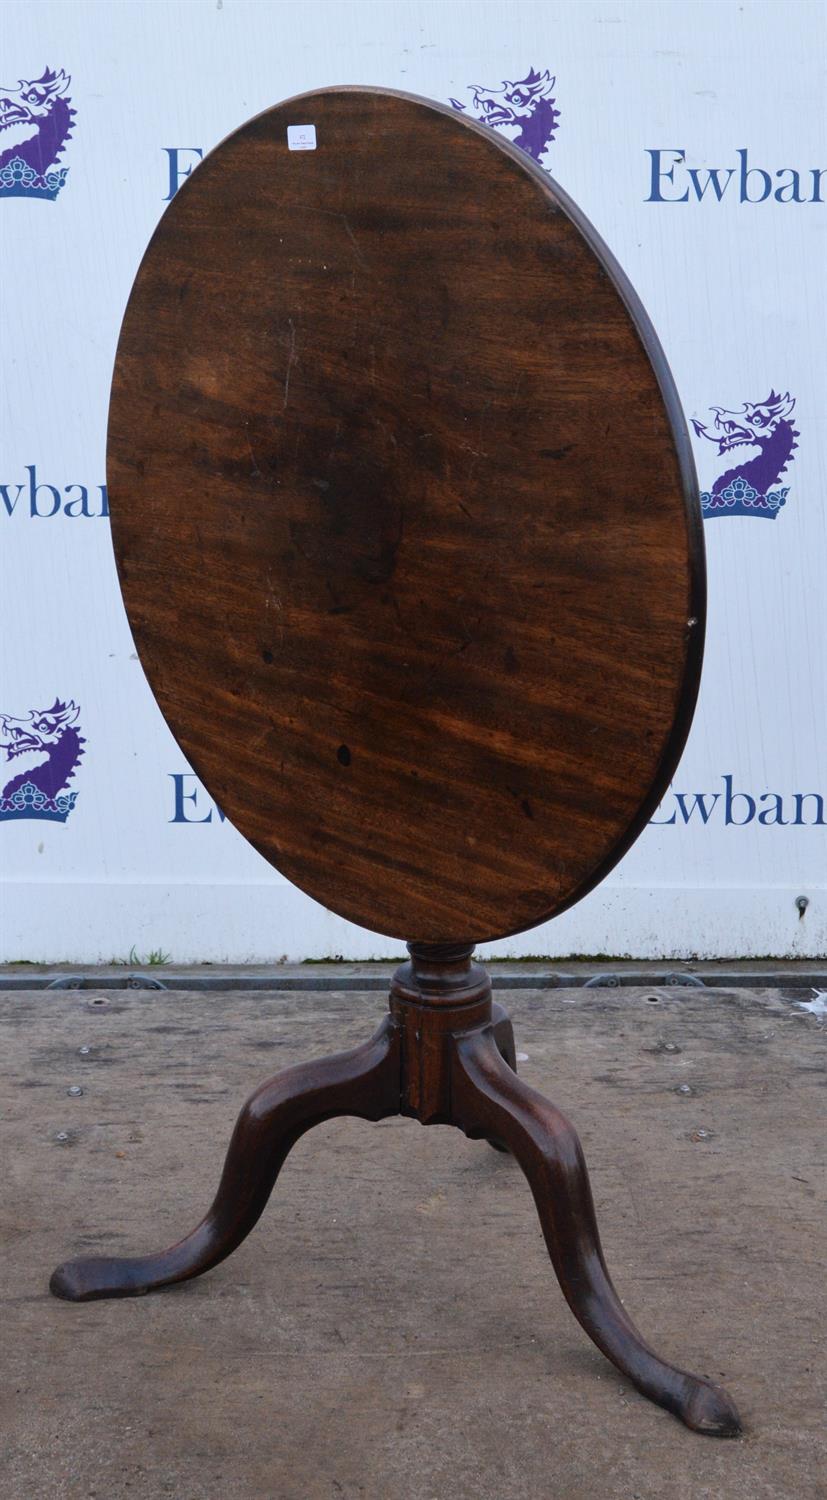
<box><xmin>287</xmin><ymin>124</ymin><xmax>317</xmax><ymax>151</ymax></box>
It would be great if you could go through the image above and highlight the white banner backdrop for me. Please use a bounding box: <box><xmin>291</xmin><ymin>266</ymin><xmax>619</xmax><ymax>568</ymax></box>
<box><xmin>1</xmin><ymin>0</ymin><xmax>825</xmax><ymax>961</ymax></box>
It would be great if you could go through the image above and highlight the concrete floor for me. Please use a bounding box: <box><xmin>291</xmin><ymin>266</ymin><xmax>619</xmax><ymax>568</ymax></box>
<box><xmin>1</xmin><ymin>984</ymin><xmax>824</xmax><ymax>1499</ymax></box>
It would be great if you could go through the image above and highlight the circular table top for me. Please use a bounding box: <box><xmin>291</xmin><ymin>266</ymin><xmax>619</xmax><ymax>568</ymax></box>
<box><xmin>108</xmin><ymin>86</ymin><xmax>704</xmax><ymax>944</ymax></box>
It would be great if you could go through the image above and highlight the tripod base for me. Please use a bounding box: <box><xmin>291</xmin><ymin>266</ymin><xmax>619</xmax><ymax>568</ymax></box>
<box><xmin>50</xmin><ymin>945</ymin><xmax>741</xmax><ymax>1438</ymax></box>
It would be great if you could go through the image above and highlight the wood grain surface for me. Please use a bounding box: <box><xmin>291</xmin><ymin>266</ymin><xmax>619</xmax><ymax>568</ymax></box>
<box><xmin>107</xmin><ymin>86</ymin><xmax>704</xmax><ymax>943</ymax></box>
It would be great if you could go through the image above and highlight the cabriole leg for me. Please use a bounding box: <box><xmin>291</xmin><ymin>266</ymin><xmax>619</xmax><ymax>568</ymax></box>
<box><xmin>452</xmin><ymin>1025</ymin><xmax>741</xmax><ymax>1437</ymax></box>
<box><xmin>50</xmin><ymin>1017</ymin><xmax>400</xmax><ymax>1302</ymax></box>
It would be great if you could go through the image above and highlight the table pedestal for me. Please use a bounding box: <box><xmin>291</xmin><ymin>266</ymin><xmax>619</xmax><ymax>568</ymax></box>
<box><xmin>50</xmin><ymin>944</ymin><xmax>740</xmax><ymax>1437</ymax></box>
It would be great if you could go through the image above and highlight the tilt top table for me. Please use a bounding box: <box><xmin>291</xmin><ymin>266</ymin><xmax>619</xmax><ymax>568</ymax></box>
<box><xmin>50</xmin><ymin>86</ymin><xmax>740</xmax><ymax>1438</ymax></box>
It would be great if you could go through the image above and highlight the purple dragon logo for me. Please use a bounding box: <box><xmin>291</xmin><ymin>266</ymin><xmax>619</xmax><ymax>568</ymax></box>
<box><xmin>0</xmin><ymin>700</ymin><xmax>85</xmax><ymax>822</ymax></box>
<box><xmin>692</xmin><ymin>391</ymin><xmax>799</xmax><ymax>520</ymax></box>
<box><xmin>450</xmin><ymin>67</ymin><xmax>559</xmax><ymax>166</ymax></box>
<box><xmin>0</xmin><ymin>67</ymin><xmax>75</xmax><ymax>201</ymax></box>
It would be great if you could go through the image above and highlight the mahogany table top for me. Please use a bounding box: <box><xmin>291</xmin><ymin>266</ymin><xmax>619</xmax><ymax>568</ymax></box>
<box><xmin>107</xmin><ymin>86</ymin><xmax>704</xmax><ymax>943</ymax></box>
